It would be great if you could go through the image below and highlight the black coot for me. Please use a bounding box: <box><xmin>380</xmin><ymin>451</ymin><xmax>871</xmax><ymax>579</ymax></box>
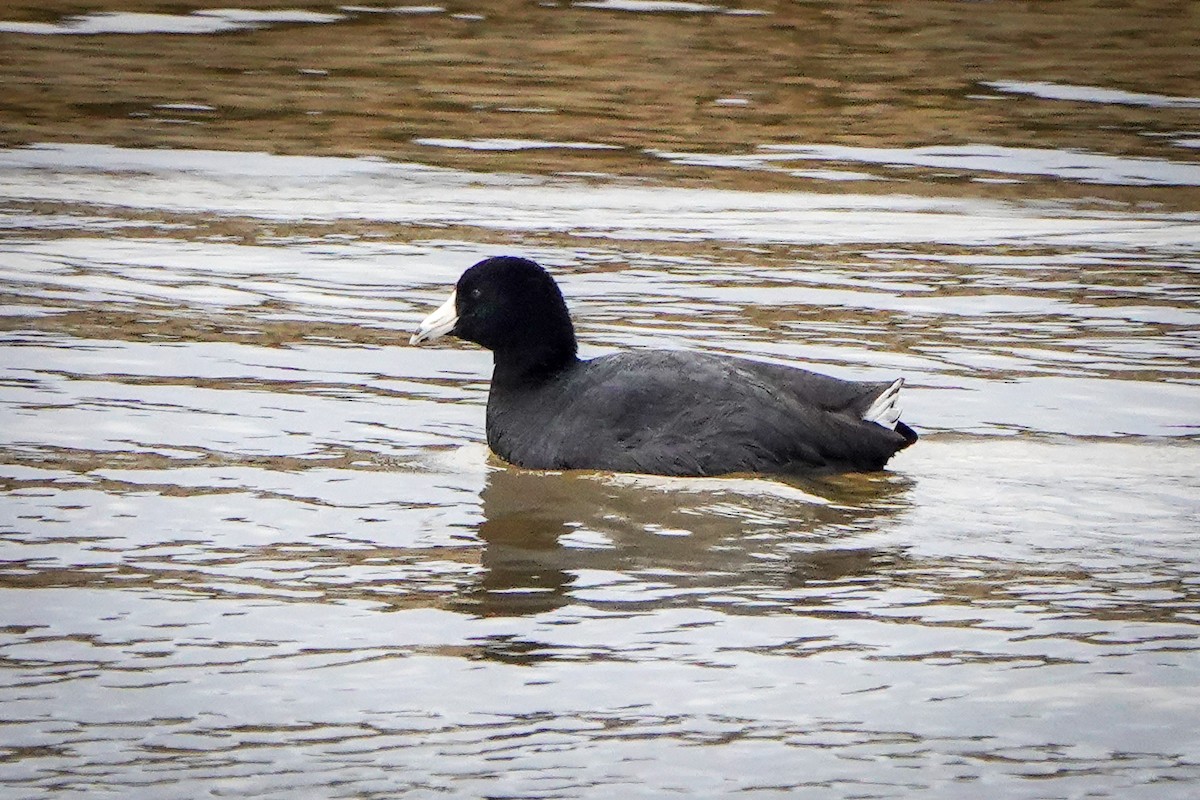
<box><xmin>411</xmin><ymin>256</ymin><xmax>917</xmax><ymax>476</ymax></box>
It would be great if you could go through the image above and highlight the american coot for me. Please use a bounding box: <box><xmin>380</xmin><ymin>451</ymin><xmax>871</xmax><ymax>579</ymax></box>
<box><xmin>412</xmin><ymin>256</ymin><xmax>917</xmax><ymax>476</ymax></box>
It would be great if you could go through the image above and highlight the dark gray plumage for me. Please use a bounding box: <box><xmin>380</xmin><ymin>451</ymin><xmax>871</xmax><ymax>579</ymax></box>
<box><xmin>412</xmin><ymin>256</ymin><xmax>917</xmax><ymax>477</ymax></box>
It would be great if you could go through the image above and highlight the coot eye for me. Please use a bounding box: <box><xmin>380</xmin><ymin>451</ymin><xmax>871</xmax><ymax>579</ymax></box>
<box><xmin>470</xmin><ymin>287</ymin><xmax>483</xmax><ymax>300</ymax></box>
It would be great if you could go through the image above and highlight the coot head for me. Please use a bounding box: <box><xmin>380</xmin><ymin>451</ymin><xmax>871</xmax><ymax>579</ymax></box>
<box><xmin>411</xmin><ymin>256</ymin><xmax>578</xmax><ymax>378</ymax></box>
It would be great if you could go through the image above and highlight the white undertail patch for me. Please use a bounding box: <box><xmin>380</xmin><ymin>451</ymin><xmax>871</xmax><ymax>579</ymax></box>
<box><xmin>862</xmin><ymin>378</ymin><xmax>903</xmax><ymax>430</ymax></box>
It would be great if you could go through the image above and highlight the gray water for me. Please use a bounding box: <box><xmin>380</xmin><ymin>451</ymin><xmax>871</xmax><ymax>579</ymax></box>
<box><xmin>2</xmin><ymin>129</ymin><xmax>1199</xmax><ymax>798</ymax></box>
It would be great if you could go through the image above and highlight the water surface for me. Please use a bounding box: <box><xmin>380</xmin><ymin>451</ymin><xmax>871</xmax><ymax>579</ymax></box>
<box><xmin>2</xmin><ymin>3</ymin><xmax>1200</xmax><ymax>797</ymax></box>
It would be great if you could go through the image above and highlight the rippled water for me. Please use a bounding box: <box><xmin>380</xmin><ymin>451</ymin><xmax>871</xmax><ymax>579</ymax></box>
<box><xmin>2</xmin><ymin>2</ymin><xmax>1200</xmax><ymax>795</ymax></box>
<box><xmin>2</xmin><ymin>141</ymin><xmax>1198</xmax><ymax>798</ymax></box>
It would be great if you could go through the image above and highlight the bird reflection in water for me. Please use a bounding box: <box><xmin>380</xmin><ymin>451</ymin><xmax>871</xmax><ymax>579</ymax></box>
<box><xmin>452</xmin><ymin>463</ymin><xmax>915</xmax><ymax>627</ymax></box>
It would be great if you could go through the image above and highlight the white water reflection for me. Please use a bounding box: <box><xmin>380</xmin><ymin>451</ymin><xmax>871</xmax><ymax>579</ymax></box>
<box><xmin>654</xmin><ymin>143</ymin><xmax>1200</xmax><ymax>186</ymax></box>
<box><xmin>414</xmin><ymin>137</ymin><xmax>623</xmax><ymax>151</ymax></box>
<box><xmin>983</xmin><ymin>79</ymin><xmax>1200</xmax><ymax>109</ymax></box>
<box><xmin>3</xmin><ymin>144</ymin><xmax>1199</xmax><ymax>247</ymax></box>
<box><xmin>0</xmin><ymin>9</ymin><xmax>345</xmax><ymax>35</ymax></box>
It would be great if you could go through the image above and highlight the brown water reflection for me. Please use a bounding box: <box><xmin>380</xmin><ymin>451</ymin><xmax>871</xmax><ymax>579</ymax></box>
<box><xmin>2</xmin><ymin>1</ymin><xmax>1199</xmax><ymax>207</ymax></box>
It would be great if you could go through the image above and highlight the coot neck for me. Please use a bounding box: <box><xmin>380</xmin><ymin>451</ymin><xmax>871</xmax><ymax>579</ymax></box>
<box><xmin>490</xmin><ymin>343</ymin><xmax>579</xmax><ymax>390</ymax></box>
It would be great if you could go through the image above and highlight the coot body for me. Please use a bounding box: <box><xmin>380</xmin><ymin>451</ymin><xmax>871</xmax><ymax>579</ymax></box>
<box><xmin>412</xmin><ymin>256</ymin><xmax>917</xmax><ymax>476</ymax></box>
